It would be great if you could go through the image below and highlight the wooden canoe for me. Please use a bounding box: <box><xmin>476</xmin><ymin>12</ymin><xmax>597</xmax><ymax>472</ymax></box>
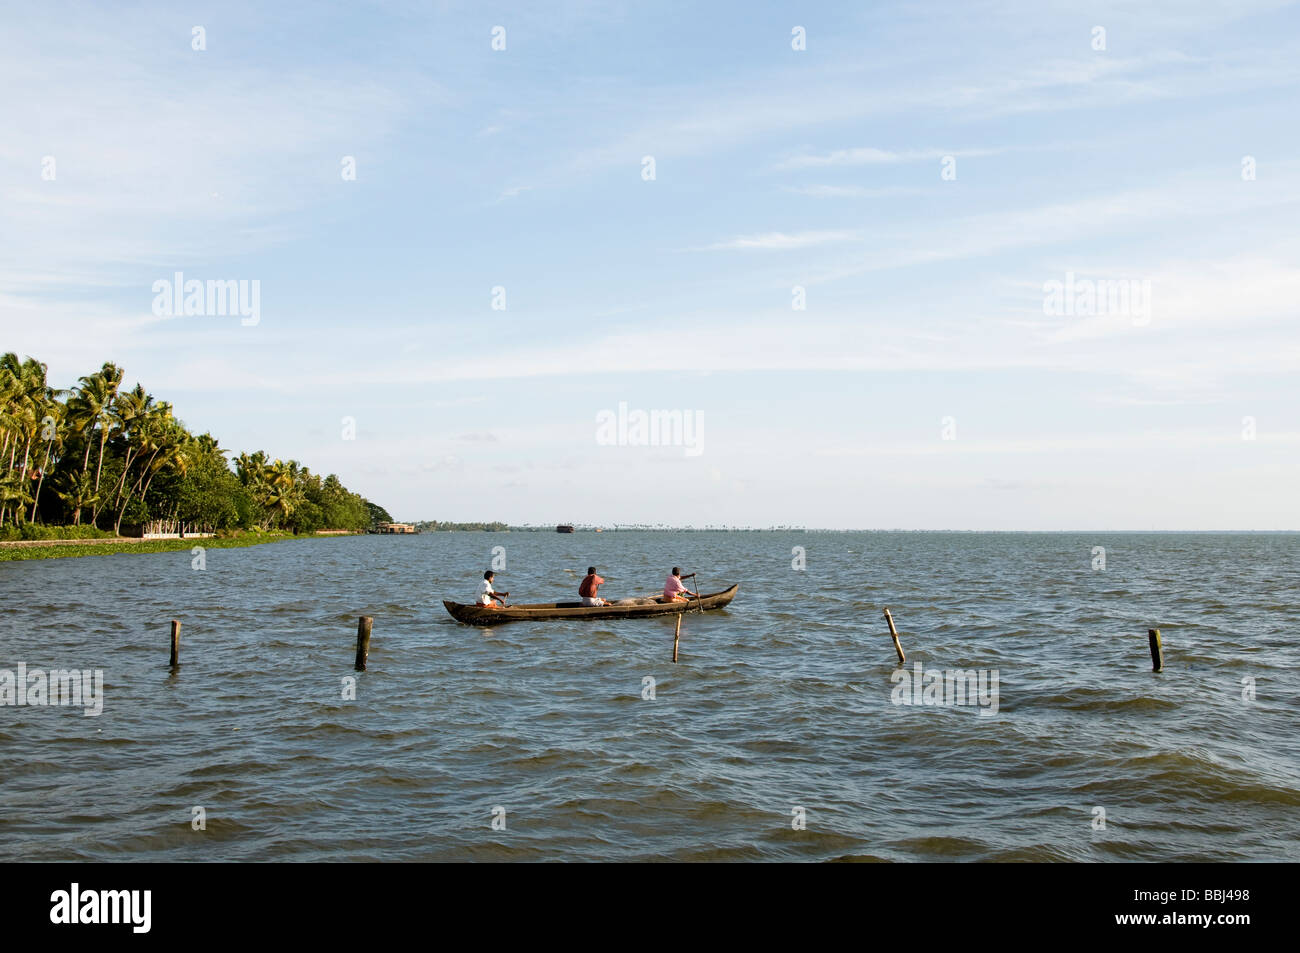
<box><xmin>443</xmin><ymin>584</ymin><xmax>738</xmax><ymax>626</ymax></box>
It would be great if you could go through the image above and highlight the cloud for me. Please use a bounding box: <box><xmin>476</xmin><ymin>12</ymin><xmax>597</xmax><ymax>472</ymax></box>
<box><xmin>30</xmin><ymin>237</ymin><xmax>1300</xmax><ymax>405</ymax></box>
<box><xmin>495</xmin><ymin>185</ymin><xmax>533</xmax><ymax>202</ymax></box>
<box><xmin>0</xmin><ymin>9</ymin><xmax>429</xmax><ymax>281</ymax></box>
<box><xmin>551</xmin><ymin>38</ymin><xmax>1299</xmax><ymax>190</ymax></box>
<box><xmin>804</xmin><ymin>163</ymin><xmax>1300</xmax><ymax>285</ymax></box>
<box><xmin>696</xmin><ymin>230</ymin><xmax>860</xmax><ymax>251</ymax></box>
<box><xmin>783</xmin><ymin>185</ymin><xmax>927</xmax><ymax>199</ymax></box>
<box><xmin>421</xmin><ymin>456</ymin><xmax>465</xmax><ymax>473</ymax></box>
<box><xmin>815</xmin><ymin>429</ymin><xmax>1300</xmax><ymax>458</ymax></box>
<box><xmin>774</xmin><ymin>147</ymin><xmax>1001</xmax><ymax>170</ymax></box>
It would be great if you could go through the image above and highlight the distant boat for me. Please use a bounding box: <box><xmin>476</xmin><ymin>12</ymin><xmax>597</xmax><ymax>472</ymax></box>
<box><xmin>372</xmin><ymin>522</ymin><xmax>417</xmax><ymax>534</ymax></box>
<box><xmin>443</xmin><ymin>584</ymin><xmax>738</xmax><ymax>626</ymax></box>
<box><xmin>556</xmin><ymin>524</ymin><xmax>575</xmax><ymax>533</ymax></box>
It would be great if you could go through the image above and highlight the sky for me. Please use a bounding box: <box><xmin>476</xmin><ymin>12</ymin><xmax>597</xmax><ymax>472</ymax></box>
<box><xmin>2</xmin><ymin>0</ymin><xmax>1299</xmax><ymax>529</ymax></box>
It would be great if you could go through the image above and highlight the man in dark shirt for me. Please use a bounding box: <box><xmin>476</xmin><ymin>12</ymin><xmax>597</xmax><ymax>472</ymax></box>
<box><xmin>579</xmin><ymin>566</ymin><xmax>609</xmax><ymax>606</ymax></box>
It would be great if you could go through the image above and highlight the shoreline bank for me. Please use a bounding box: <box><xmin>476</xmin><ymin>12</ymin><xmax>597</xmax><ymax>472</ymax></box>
<box><xmin>0</xmin><ymin>531</ymin><xmax>363</xmax><ymax>562</ymax></box>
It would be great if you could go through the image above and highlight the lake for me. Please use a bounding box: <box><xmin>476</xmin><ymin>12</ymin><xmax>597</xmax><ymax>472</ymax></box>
<box><xmin>3</xmin><ymin>531</ymin><xmax>1298</xmax><ymax>861</ymax></box>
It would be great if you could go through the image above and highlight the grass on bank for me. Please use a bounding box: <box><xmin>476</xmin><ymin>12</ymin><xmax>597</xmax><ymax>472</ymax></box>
<box><xmin>0</xmin><ymin>524</ymin><xmax>117</xmax><ymax>542</ymax></box>
<box><xmin>0</xmin><ymin>529</ymin><xmax>360</xmax><ymax>562</ymax></box>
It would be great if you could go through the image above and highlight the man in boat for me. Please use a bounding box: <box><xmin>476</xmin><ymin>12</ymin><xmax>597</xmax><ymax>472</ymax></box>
<box><xmin>662</xmin><ymin>567</ymin><xmax>697</xmax><ymax>603</ymax></box>
<box><xmin>579</xmin><ymin>566</ymin><xmax>610</xmax><ymax>606</ymax></box>
<box><xmin>479</xmin><ymin>570</ymin><xmax>508</xmax><ymax>609</ymax></box>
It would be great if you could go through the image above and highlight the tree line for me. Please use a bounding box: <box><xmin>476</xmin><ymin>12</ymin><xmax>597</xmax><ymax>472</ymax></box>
<box><xmin>0</xmin><ymin>353</ymin><xmax>388</xmax><ymax>536</ymax></box>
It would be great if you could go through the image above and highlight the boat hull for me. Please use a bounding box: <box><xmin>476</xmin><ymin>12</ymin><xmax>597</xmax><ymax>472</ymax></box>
<box><xmin>443</xmin><ymin>584</ymin><xmax>738</xmax><ymax>626</ymax></box>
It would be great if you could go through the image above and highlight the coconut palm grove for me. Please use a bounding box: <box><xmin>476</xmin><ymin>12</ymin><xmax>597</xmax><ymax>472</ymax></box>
<box><xmin>0</xmin><ymin>353</ymin><xmax>388</xmax><ymax>539</ymax></box>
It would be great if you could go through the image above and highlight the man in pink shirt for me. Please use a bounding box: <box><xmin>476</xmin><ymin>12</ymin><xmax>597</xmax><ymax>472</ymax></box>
<box><xmin>662</xmin><ymin>567</ymin><xmax>697</xmax><ymax>603</ymax></box>
<box><xmin>579</xmin><ymin>566</ymin><xmax>609</xmax><ymax>606</ymax></box>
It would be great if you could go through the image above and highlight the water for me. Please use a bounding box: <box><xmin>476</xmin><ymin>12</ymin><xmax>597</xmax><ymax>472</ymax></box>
<box><xmin>3</xmin><ymin>531</ymin><xmax>1298</xmax><ymax>861</ymax></box>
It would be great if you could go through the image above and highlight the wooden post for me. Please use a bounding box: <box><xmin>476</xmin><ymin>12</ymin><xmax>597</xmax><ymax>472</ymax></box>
<box><xmin>673</xmin><ymin>613</ymin><xmax>682</xmax><ymax>663</ymax></box>
<box><xmin>168</xmin><ymin>620</ymin><xmax>181</xmax><ymax>668</ymax></box>
<box><xmin>883</xmin><ymin>608</ymin><xmax>905</xmax><ymax>665</ymax></box>
<box><xmin>1148</xmin><ymin>628</ymin><xmax>1163</xmax><ymax>672</ymax></box>
<box><xmin>355</xmin><ymin>616</ymin><xmax>373</xmax><ymax>672</ymax></box>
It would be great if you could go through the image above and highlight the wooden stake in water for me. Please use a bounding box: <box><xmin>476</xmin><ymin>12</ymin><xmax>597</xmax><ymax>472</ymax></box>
<box><xmin>355</xmin><ymin>616</ymin><xmax>373</xmax><ymax>672</ymax></box>
<box><xmin>673</xmin><ymin>613</ymin><xmax>682</xmax><ymax>663</ymax></box>
<box><xmin>883</xmin><ymin>608</ymin><xmax>906</xmax><ymax>665</ymax></box>
<box><xmin>169</xmin><ymin>620</ymin><xmax>181</xmax><ymax>668</ymax></box>
<box><xmin>1148</xmin><ymin>628</ymin><xmax>1163</xmax><ymax>673</ymax></box>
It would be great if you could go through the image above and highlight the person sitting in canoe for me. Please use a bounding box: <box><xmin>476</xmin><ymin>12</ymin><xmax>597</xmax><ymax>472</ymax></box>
<box><xmin>662</xmin><ymin>567</ymin><xmax>697</xmax><ymax>603</ymax></box>
<box><xmin>479</xmin><ymin>570</ymin><xmax>508</xmax><ymax>609</ymax></box>
<box><xmin>579</xmin><ymin>566</ymin><xmax>610</xmax><ymax>606</ymax></box>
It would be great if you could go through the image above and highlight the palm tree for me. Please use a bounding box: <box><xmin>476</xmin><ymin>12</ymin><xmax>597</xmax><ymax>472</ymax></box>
<box><xmin>137</xmin><ymin>415</ymin><xmax>189</xmax><ymax>505</ymax></box>
<box><xmin>193</xmin><ymin>433</ymin><xmax>225</xmax><ymax>458</ymax></box>
<box><xmin>235</xmin><ymin>450</ymin><xmax>268</xmax><ymax>486</ymax></box>
<box><xmin>0</xmin><ymin>368</ymin><xmax>20</xmax><ymax>525</ymax></box>
<box><xmin>264</xmin><ymin>459</ymin><xmax>299</xmax><ymax>527</ymax></box>
<box><xmin>124</xmin><ymin>402</ymin><xmax>174</xmax><ymax>497</ymax></box>
<box><xmin>0</xmin><ymin>473</ymin><xmax>33</xmax><ymax>524</ymax></box>
<box><xmin>101</xmin><ymin>383</ymin><xmax>150</xmax><ymax>527</ymax></box>
<box><xmin>0</xmin><ymin>357</ymin><xmax>54</xmax><ymax>526</ymax></box>
<box><xmin>63</xmin><ymin>363</ymin><xmax>123</xmax><ymax>507</ymax></box>
<box><xmin>55</xmin><ymin>470</ymin><xmax>98</xmax><ymax>527</ymax></box>
<box><xmin>0</xmin><ymin>354</ymin><xmax>22</xmax><ymax>479</ymax></box>
<box><xmin>235</xmin><ymin>450</ymin><xmax>274</xmax><ymax>527</ymax></box>
<box><xmin>29</xmin><ymin>400</ymin><xmax>64</xmax><ymax>523</ymax></box>
<box><xmin>64</xmin><ymin>372</ymin><xmax>110</xmax><ymax>522</ymax></box>
<box><xmin>89</xmin><ymin>362</ymin><xmax>123</xmax><ymax>505</ymax></box>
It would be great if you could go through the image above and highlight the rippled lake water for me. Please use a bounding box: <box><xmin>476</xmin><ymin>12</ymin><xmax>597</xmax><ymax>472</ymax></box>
<box><xmin>3</xmin><ymin>531</ymin><xmax>1298</xmax><ymax>861</ymax></box>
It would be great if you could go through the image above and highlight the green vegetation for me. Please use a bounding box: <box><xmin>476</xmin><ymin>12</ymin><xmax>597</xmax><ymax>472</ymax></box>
<box><xmin>0</xmin><ymin>353</ymin><xmax>385</xmax><ymax>537</ymax></box>
<box><xmin>0</xmin><ymin>530</ymin><xmax>310</xmax><ymax>562</ymax></box>
<box><xmin>0</xmin><ymin>523</ymin><xmax>115</xmax><ymax>542</ymax></box>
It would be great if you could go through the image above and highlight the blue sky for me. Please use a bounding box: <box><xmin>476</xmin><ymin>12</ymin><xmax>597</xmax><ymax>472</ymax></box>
<box><xmin>3</xmin><ymin>0</ymin><xmax>1299</xmax><ymax>529</ymax></box>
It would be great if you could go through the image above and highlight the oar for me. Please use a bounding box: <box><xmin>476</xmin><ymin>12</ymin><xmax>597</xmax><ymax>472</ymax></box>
<box><xmin>686</xmin><ymin>572</ymin><xmax>703</xmax><ymax>613</ymax></box>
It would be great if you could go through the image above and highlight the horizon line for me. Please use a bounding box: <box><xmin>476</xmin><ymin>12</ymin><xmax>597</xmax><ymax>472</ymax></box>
<box><xmin>402</xmin><ymin>524</ymin><xmax>1300</xmax><ymax>534</ymax></box>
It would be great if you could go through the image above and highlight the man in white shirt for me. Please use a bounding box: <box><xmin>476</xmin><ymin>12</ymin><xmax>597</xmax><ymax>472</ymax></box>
<box><xmin>479</xmin><ymin>570</ymin><xmax>508</xmax><ymax>608</ymax></box>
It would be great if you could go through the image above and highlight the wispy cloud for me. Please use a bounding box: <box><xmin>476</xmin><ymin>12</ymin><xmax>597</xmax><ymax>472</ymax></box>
<box><xmin>803</xmin><ymin>162</ymin><xmax>1300</xmax><ymax>284</ymax></box>
<box><xmin>495</xmin><ymin>185</ymin><xmax>534</xmax><ymax>202</ymax></box>
<box><xmin>696</xmin><ymin>230</ymin><xmax>860</xmax><ymax>251</ymax></box>
<box><xmin>815</xmin><ymin>429</ymin><xmax>1300</xmax><ymax>458</ymax></box>
<box><xmin>775</xmin><ymin>147</ymin><xmax>1002</xmax><ymax>170</ymax></box>
<box><xmin>0</xmin><ymin>10</ymin><xmax>430</xmax><ymax>280</ymax></box>
<box><xmin>5</xmin><ymin>0</ymin><xmax>1298</xmax><ymax>527</ymax></box>
<box><xmin>782</xmin><ymin>185</ymin><xmax>927</xmax><ymax>199</ymax></box>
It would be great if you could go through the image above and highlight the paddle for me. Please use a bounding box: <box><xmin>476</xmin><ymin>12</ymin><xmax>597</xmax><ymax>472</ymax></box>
<box><xmin>685</xmin><ymin>572</ymin><xmax>703</xmax><ymax>613</ymax></box>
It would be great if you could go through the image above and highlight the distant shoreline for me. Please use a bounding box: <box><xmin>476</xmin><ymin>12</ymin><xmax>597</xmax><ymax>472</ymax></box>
<box><xmin>414</xmin><ymin>526</ymin><xmax>1300</xmax><ymax>534</ymax></box>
